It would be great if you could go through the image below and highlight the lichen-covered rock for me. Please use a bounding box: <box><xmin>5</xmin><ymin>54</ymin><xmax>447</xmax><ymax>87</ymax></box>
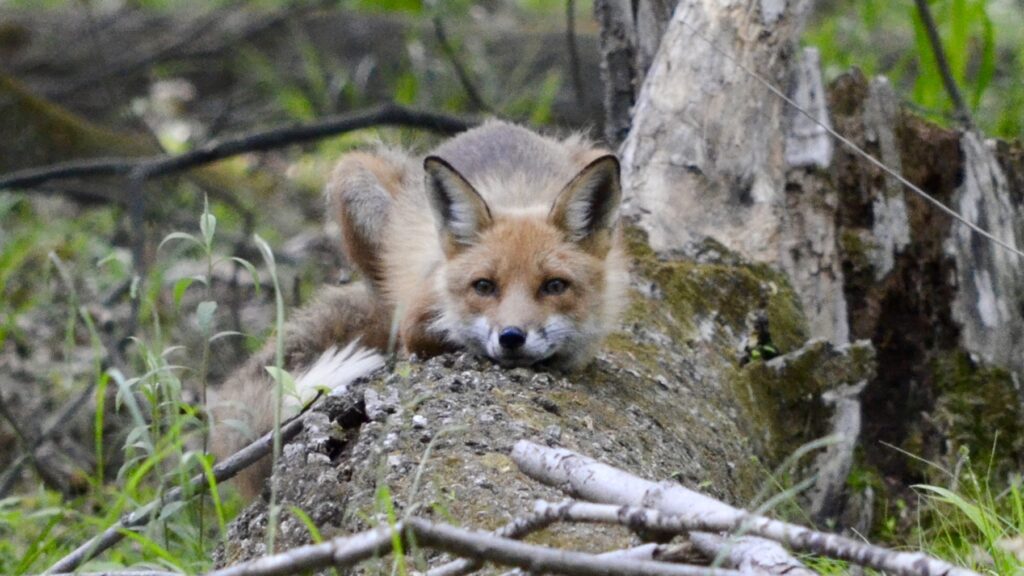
<box><xmin>216</xmin><ymin>236</ymin><xmax>877</xmax><ymax>567</ymax></box>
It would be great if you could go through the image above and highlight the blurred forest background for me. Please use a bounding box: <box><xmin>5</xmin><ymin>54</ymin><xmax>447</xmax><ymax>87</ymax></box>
<box><xmin>1</xmin><ymin>0</ymin><xmax>1023</xmax><ymax>574</ymax></box>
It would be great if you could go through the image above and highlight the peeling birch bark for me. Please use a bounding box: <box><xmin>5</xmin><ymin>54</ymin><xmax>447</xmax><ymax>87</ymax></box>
<box><xmin>808</xmin><ymin>380</ymin><xmax>866</xmax><ymax>526</ymax></box>
<box><xmin>515</xmin><ymin>443</ymin><xmax>981</xmax><ymax>576</ymax></box>
<box><xmin>785</xmin><ymin>48</ymin><xmax>833</xmax><ymax>169</ymax></box>
<box><xmin>863</xmin><ymin>77</ymin><xmax>911</xmax><ymax>281</ymax></box>
<box><xmin>513</xmin><ymin>442</ymin><xmax>815</xmax><ymax>575</ymax></box>
<box><xmin>948</xmin><ymin>132</ymin><xmax>1024</xmax><ymax>374</ymax></box>
<box><xmin>621</xmin><ymin>0</ymin><xmax>811</xmax><ymax>260</ymax></box>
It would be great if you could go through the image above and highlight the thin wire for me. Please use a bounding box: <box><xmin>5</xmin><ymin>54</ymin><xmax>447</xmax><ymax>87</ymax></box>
<box><xmin>675</xmin><ymin>16</ymin><xmax>1024</xmax><ymax>261</ymax></box>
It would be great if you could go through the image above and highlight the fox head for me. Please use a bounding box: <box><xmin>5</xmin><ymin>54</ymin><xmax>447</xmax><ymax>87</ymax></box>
<box><xmin>423</xmin><ymin>154</ymin><xmax>622</xmax><ymax>369</ymax></box>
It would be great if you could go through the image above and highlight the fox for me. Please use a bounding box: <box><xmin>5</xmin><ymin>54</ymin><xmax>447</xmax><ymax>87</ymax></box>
<box><xmin>209</xmin><ymin>121</ymin><xmax>628</xmax><ymax>499</ymax></box>
<box><xmin>328</xmin><ymin>119</ymin><xmax>630</xmax><ymax>369</ymax></box>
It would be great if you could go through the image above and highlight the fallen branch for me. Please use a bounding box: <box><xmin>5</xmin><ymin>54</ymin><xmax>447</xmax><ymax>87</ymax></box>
<box><xmin>426</xmin><ymin>500</ymin><xmax>570</xmax><ymax>576</ymax></box>
<box><xmin>208</xmin><ymin>523</ymin><xmax>397</xmax><ymax>576</ymax></box>
<box><xmin>0</xmin><ymin>104</ymin><xmax>476</xmax><ymax>192</ymax></box>
<box><xmin>204</xmin><ymin>518</ymin><xmax>740</xmax><ymax>576</ymax></box>
<box><xmin>0</xmin><ymin>379</ymin><xmax>99</xmax><ymax>498</ymax></box>
<box><xmin>410</xmin><ymin>518</ymin><xmax>737</xmax><ymax>576</ymax></box>
<box><xmin>513</xmin><ymin>442</ymin><xmax>980</xmax><ymax>576</ymax></box>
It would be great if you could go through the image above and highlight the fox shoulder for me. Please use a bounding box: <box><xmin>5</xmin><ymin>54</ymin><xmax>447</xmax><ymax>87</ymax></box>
<box><xmin>325</xmin><ymin>146</ymin><xmax>418</xmax><ymax>290</ymax></box>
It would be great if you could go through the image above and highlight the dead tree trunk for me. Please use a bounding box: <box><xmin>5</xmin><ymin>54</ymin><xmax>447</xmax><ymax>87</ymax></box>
<box><xmin>606</xmin><ymin>0</ymin><xmax>1024</xmax><ymax>483</ymax></box>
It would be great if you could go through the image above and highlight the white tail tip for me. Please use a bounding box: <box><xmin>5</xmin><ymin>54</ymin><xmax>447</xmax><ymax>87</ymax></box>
<box><xmin>288</xmin><ymin>341</ymin><xmax>384</xmax><ymax>412</ymax></box>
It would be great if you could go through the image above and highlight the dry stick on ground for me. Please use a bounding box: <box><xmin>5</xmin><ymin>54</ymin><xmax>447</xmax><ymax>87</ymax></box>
<box><xmin>203</xmin><ymin>518</ymin><xmax>742</xmax><ymax>576</ymax></box>
<box><xmin>0</xmin><ymin>104</ymin><xmax>476</xmax><ymax>192</ymax></box>
<box><xmin>913</xmin><ymin>0</ymin><xmax>974</xmax><ymax>129</ymax></box>
<box><xmin>426</xmin><ymin>500</ymin><xmax>571</xmax><ymax>576</ymax></box>
<box><xmin>514</xmin><ymin>442</ymin><xmax>981</xmax><ymax>576</ymax></box>
<box><xmin>0</xmin><ymin>380</ymin><xmax>99</xmax><ymax>498</ymax></box>
<box><xmin>411</xmin><ymin>518</ymin><xmax>739</xmax><ymax>576</ymax></box>
<box><xmin>44</xmin><ymin>417</ymin><xmax>305</xmax><ymax>574</ymax></box>
<box><xmin>431</xmin><ymin>15</ymin><xmax>493</xmax><ymax>113</ymax></box>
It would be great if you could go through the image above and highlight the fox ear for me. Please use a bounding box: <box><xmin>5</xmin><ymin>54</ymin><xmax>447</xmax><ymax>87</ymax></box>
<box><xmin>549</xmin><ymin>155</ymin><xmax>622</xmax><ymax>248</ymax></box>
<box><xmin>424</xmin><ymin>156</ymin><xmax>493</xmax><ymax>251</ymax></box>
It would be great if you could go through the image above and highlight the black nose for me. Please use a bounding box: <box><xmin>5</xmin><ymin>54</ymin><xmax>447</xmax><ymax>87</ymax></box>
<box><xmin>499</xmin><ymin>327</ymin><xmax>526</xmax><ymax>350</ymax></box>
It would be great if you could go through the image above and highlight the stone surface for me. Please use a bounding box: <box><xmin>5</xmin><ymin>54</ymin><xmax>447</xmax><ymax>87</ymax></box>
<box><xmin>216</xmin><ymin>237</ymin><xmax>877</xmax><ymax>567</ymax></box>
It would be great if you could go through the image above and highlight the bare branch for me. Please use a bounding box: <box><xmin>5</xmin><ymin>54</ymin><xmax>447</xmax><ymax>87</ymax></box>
<box><xmin>431</xmin><ymin>15</ymin><xmax>492</xmax><ymax>113</ymax></box>
<box><xmin>0</xmin><ymin>381</ymin><xmax>99</xmax><ymax>498</ymax></box>
<box><xmin>206</xmin><ymin>518</ymin><xmax>739</xmax><ymax>576</ymax></box>
<box><xmin>410</xmin><ymin>518</ymin><xmax>739</xmax><ymax>576</ymax></box>
<box><xmin>427</xmin><ymin>500</ymin><xmax>570</xmax><ymax>576</ymax></box>
<box><xmin>513</xmin><ymin>442</ymin><xmax>981</xmax><ymax>576</ymax></box>
<box><xmin>0</xmin><ymin>105</ymin><xmax>476</xmax><ymax>192</ymax></box>
<box><xmin>207</xmin><ymin>524</ymin><xmax>397</xmax><ymax>576</ymax></box>
<box><xmin>913</xmin><ymin>0</ymin><xmax>974</xmax><ymax>129</ymax></box>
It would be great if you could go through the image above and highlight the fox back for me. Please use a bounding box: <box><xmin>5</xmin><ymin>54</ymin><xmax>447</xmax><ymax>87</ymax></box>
<box><xmin>329</xmin><ymin>121</ymin><xmax>629</xmax><ymax>369</ymax></box>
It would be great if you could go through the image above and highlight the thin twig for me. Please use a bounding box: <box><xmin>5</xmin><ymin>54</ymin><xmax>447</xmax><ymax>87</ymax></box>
<box><xmin>410</xmin><ymin>518</ymin><xmax>737</xmax><ymax>576</ymax></box>
<box><xmin>49</xmin><ymin>1</ymin><xmax>258</xmax><ymax>99</ymax></box>
<box><xmin>426</xmin><ymin>500</ymin><xmax>571</xmax><ymax>576</ymax></box>
<box><xmin>431</xmin><ymin>16</ymin><xmax>492</xmax><ymax>112</ymax></box>
<box><xmin>0</xmin><ymin>105</ymin><xmax>476</xmax><ymax>192</ymax></box>
<box><xmin>0</xmin><ymin>380</ymin><xmax>99</xmax><ymax>498</ymax></box>
<box><xmin>913</xmin><ymin>0</ymin><xmax>974</xmax><ymax>129</ymax></box>
<box><xmin>207</xmin><ymin>524</ymin><xmax>397</xmax><ymax>576</ymax></box>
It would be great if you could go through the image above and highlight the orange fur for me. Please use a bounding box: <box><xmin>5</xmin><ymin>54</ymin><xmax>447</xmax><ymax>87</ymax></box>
<box><xmin>326</xmin><ymin>121</ymin><xmax>629</xmax><ymax>369</ymax></box>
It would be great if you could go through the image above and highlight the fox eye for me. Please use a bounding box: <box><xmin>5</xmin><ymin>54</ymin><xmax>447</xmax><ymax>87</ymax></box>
<box><xmin>541</xmin><ymin>278</ymin><xmax>570</xmax><ymax>296</ymax></box>
<box><xmin>472</xmin><ymin>278</ymin><xmax>497</xmax><ymax>296</ymax></box>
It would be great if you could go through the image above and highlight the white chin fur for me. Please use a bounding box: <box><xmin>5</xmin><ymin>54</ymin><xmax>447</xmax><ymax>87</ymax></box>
<box><xmin>284</xmin><ymin>341</ymin><xmax>384</xmax><ymax>416</ymax></box>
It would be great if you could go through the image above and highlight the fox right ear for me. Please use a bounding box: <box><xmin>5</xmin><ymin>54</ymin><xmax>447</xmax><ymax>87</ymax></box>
<box><xmin>424</xmin><ymin>156</ymin><xmax>492</xmax><ymax>252</ymax></box>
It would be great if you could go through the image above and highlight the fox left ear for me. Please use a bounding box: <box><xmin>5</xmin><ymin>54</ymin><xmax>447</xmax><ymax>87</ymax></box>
<box><xmin>549</xmin><ymin>155</ymin><xmax>622</xmax><ymax>248</ymax></box>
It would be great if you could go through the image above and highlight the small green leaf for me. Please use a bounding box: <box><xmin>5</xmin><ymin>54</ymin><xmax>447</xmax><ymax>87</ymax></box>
<box><xmin>210</xmin><ymin>330</ymin><xmax>243</xmax><ymax>342</ymax></box>
<box><xmin>200</xmin><ymin>197</ymin><xmax>217</xmax><ymax>249</ymax></box>
<box><xmin>196</xmin><ymin>300</ymin><xmax>218</xmax><ymax>333</ymax></box>
<box><xmin>253</xmin><ymin>234</ymin><xmax>277</xmax><ymax>276</ymax></box>
<box><xmin>158</xmin><ymin>232</ymin><xmax>202</xmax><ymax>252</ymax></box>
<box><xmin>231</xmin><ymin>256</ymin><xmax>262</xmax><ymax>298</ymax></box>
<box><xmin>265</xmin><ymin>366</ymin><xmax>298</xmax><ymax>397</ymax></box>
<box><xmin>173</xmin><ymin>277</ymin><xmax>194</xmax><ymax>308</ymax></box>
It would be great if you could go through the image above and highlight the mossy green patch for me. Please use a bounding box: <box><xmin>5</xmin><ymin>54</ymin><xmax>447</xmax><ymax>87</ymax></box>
<box><xmin>733</xmin><ymin>340</ymin><xmax>876</xmax><ymax>461</ymax></box>
<box><xmin>932</xmin><ymin>352</ymin><xmax>1024</xmax><ymax>474</ymax></box>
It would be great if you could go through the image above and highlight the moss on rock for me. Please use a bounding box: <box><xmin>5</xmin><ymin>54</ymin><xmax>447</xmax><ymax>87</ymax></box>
<box><xmin>932</xmin><ymin>353</ymin><xmax>1024</xmax><ymax>474</ymax></box>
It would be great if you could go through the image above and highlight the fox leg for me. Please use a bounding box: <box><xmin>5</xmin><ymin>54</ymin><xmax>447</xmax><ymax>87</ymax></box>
<box><xmin>326</xmin><ymin>151</ymin><xmax>410</xmax><ymax>291</ymax></box>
